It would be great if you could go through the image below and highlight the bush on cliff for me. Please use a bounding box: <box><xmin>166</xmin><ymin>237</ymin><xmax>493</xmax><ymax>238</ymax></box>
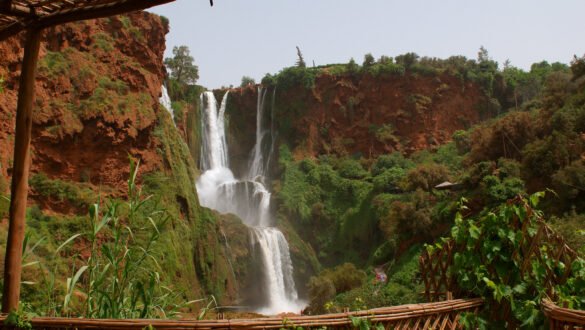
<box><xmin>307</xmin><ymin>263</ymin><xmax>366</xmax><ymax>313</ymax></box>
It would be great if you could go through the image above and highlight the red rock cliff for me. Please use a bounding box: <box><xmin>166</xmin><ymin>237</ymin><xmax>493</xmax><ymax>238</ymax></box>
<box><xmin>0</xmin><ymin>12</ymin><xmax>168</xmax><ymax>198</ymax></box>
<box><xmin>225</xmin><ymin>71</ymin><xmax>485</xmax><ymax>170</ymax></box>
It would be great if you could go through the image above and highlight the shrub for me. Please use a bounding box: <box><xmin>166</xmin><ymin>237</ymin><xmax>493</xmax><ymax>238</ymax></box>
<box><xmin>522</xmin><ymin>133</ymin><xmax>571</xmax><ymax>179</ymax></box>
<box><xmin>550</xmin><ymin>212</ymin><xmax>585</xmax><ymax>254</ymax></box>
<box><xmin>372</xmin><ymin>167</ymin><xmax>405</xmax><ymax>193</ymax></box>
<box><xmin>371</xmin><ymin>153</ymin><xmax>414</xmax><ymax>176</ymax></box>
<box><xmin>407</xmin><ymin>94</ymin><xmax>432</xmax><ymax>114</ymax></box>
<box><xmin>29</xmin><ymin>173</ymin><xmax>95</xmax><ymax>209</ymax></box>
<box><xmin>346</xmin><ymin>58</ymin><xmax>360</xmax><ymax>75</ymax></box>
<box><xmin>93</xmin><ymin>33</ymin><xmax>114</xmax><ymax>52</ymax></box>
<box><xmin>331</xmin><ymin>246</ymin><xmax>423</xmax><ymax>311</ymax></box>
<box><xmin>553</xmin><ymin>159</ymin><xmax>585</xmax><ymax>209</ymax></box>
<box><xmin>275</xmin><ymin>66</ymin><xmax>317</xmax><ymax>90</ymax></box>
<box><xmin>307</xmin><ymin>263</ymin><xmax>366</xmax><ymax>313</ymax></box>
<box><xmin>452</xmin><ymin>130</ymin><xmax>470</xmax><ymax>154</ymax></box>
<box><xmin>372</xmin><ymin>239</ymin><xmax>397</xmax><ymax>264</ymax></box>
<box><xmin>373</xmin><ymin>124</ymin><xmax>399</xmax><ymax>145</ymax></box>
<box><xmin>261</xmin><ymin>73</ymin><xmax>276</xmax><ymax>86</ymax></box>
<box><xmin>337</xmin><ymin>159</ymin><xmax>368</xmax><ymax>179</ymax></box>
<box><xmin>39</xmin><ymin>52</ymin><xmax>69</xmax><ymax>78</ymax></box>
<box><xmin>388</xmin><ymin>190</ymin><xmax>433</xmax><ymax>237</ymax></box>
<box><xmin>404</xmin><ymin>163</ymin><xmax>450</xmax><ymax>192</ymax></box>
<box><xmin>480</xmin><ymin>175</ymin><xmax>525</xmax><ymax>203</ymax></box>
<box><xmin>307</xmin><ymin>276</ymin><xmax>335</xmax><ymax>313</ymax></box>
<box><xmin>240</xmin><ymin>76</ymin><xmax>255</xmax><ymax>87</ymax></box>
<box><xmin>395</xmin><ymin>52</ymin><xmax>419</xmax><ymax>71</ymax></box>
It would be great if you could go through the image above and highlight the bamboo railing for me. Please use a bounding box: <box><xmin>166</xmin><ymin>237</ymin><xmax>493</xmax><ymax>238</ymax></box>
<box><xmin>0</xmin><ymin>298</ymin><xmax>483</xmax><ymax>329</ymax></box>
<box><xmin>542</xmin><ymin>299</ymin><xmax>585</xmax><ymax>330</ymax></box>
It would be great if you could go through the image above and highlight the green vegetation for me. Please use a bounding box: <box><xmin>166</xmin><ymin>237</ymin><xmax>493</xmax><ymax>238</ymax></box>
<box><xmin>240</xmin><ymin>76</ymin><xmax>256</xmax><ymax>87</ymax></box>
<box><xmin>39</xmin><ymin>51</ymin><xmax>70</xmax><ymax>78</ymax></box>
<box><xmin>18</xmin><ymin>160</ymin><xmax>194</xmax><ymax>318</ymax></box>
<box><xmin>271</xmin><ymin>52</ymin><xmax>584</xmax><ymax>317</ymax></box>
<box><xmin>431</xmin><ymin>193</ymin><xmax>585</xmax><ymax>328</ymax></box>
<box><xmin>61</xmin><ymin>159</ymin><xmax>188</xmax><ymax>318</ymax></box>
<box><xmin>92</xmin><ymin>33</ymin><xmax>114</xmax><ymax>52</ymax></box>
<box><xmin>29</xmin><ymin>173</ymin><xmax>96</xmax><ymax>209</ymax></box>
<box><xmin>0</xmin><ymin>14</ymin><xmax>243</xmax><ymax>320</ymax></box>
<box><xmin>307</xmin><ymin>263</ymin><xmax>366</xmax><ymax>313</ymax></box>
<box><xmin>295</xmin><ymin>46</ymin><xmax>306</xmax><ymax>68</ymax></box>
<box><xmin>4</xmin><ymin>10</ymin><xmax>584</xmax><ymax>323</ymax></box>
<box><xmin>277</xmin><ymin>143</ymin><xmax>463</xmax><ymax>270</ymax></box>
<box><xmin>164</xmin><ymin>45</ymin><xmax>199</xmax><ymax>100</ymax></box>
<box><xmin>332</xmin><ymin>246</ymin><xmax>423</xmax><ymax>311</ymax></box>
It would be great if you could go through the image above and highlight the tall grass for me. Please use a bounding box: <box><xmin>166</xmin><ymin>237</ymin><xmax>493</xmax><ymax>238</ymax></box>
<box><xmin>21</xmin><ymin>158</ymin><xmax>196</xmax><ymax>319</ymax></box>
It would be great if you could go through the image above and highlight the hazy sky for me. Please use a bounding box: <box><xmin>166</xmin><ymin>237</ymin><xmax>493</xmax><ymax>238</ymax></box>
<box><xmin>149</xmin><ymin>0</ymin><xmax>585</xmax><ymax>89</ymax></box>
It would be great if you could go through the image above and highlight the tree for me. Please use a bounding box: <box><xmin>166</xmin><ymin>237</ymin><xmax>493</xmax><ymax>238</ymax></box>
<box><xmin>240</xmin><ymin>76</ymin><xmax>256</xmax><ymax>87</ymax></box>
<box><xmin>477</xmin><ymin>45</ymin><xmax>490</xmax><ymax>63</ymax></box>
<box><xmin>571</xmin><ymin>54</ymin><xmax>585</xmax><ymax>82</ymax></box>
<box><xmin>363</xmin><ymin>53</ymin><xmax>375</xmax><ymax>67</ymax></box>
<box><xmin>295</xmin><ymin>46</ymin><xmax>306</xmax><ymax>68</ymax></box>
<box><xmin>347</xmin><ymin>58</ymin><xmax>359</xmax><ymax>74</ymax></box>
<box><xmin>164</xmin><ymin>45</ymin><xmax>199</xmax><ymax>85</ymax></box>
<box><xmin>379</xmin><ymin>55</ymin><xmax>393</xmax><ymax>64</ymax></box>
<box><xmin>395</xmin><ymin>52</ymin><xmax>419</xmax><ymax>71</ymax></box>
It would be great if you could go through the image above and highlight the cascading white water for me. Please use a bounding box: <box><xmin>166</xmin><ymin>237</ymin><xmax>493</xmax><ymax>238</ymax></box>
<box><xmin>159</xmin><ymin>85</ymin><xmax>174</xmax><ymax>120</ymax></box>
<box><xmin>195</xmin><ymin>89</ymin><xmax>304</xmax><ymax>314</ymax></box>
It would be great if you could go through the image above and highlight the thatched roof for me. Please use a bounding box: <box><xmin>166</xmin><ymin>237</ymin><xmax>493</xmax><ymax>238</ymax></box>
<box><xmin>0</xmin><ymin>0</ymin><xmax>175</xmax><ymax>41</ymax></box>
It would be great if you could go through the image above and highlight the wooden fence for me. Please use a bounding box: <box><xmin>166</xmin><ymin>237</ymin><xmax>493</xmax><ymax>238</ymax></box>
<box><xmin>0</xmin><ymin>298</ymin><xmax>483</xmax><ymax>329</ymax></box>
<box><xmin>542</xmin><ymin>299</ymin><xmax>585</xmax><ymax>330</ymax></box>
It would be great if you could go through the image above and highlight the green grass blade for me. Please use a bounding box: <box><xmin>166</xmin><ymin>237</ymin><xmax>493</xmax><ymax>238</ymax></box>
<box><xmin>55</xmin><ymin>233</ymin><xmax>83</xmax><ymax>256</ymax></box>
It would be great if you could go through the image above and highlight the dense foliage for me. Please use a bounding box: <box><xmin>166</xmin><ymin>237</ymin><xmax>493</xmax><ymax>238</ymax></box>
<box><xmin>17</xmin><ymin>160</ymin><xmax>192</xmax><ymax>318</ymax></box>
<box><xmin>432</xmin><ymin>193</ymin><xmax>585</xmax><ymax>328</ymax></box>
<box><xmin>273</xmin><ymin>52</ymin><xmax>585</xmax><ymax>316</ymax></box>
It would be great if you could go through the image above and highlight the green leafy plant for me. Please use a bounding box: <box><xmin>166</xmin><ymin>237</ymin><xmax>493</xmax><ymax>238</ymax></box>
<box><xmin>349</xmin><ymin>315</ymin><xmax>384</xmax><ymax>330</ymax></box>
<box><xmin>4</xmin><ymin>307</ymin><xmax>33</xmax><ymax>330</ymax></box>
<box><xmin>431</xmin><ymin>192</ymin><xmax>585</xmax><ymax>328</ymax></box>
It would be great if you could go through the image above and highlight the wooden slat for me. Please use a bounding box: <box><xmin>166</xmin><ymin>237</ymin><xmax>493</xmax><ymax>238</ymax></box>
<box><xmin>0</xmin><ymin>0</ymin><xmax>177</xmax><ymax>41</ymax></box>
<box><xmin>0</xmin><ymin>298</ymin><xmax>483</xmax><ymax>329</ymax></box>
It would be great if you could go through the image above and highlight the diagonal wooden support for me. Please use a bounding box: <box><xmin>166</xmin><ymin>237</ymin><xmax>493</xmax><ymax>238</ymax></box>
<box><xmin>2</xmin><ymin>27</ymin><xmax>42</xmax><ymax>313</ymax></box>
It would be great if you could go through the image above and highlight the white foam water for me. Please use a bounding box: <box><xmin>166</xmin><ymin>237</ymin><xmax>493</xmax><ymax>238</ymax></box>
<box><xmin>195</xmin><ymin>89</ymin><xmax>305</xmax><ymax>315</ymax></box>
<box><xmin>159</xmin><ymin>84</ymin><xmax>174</xmax><ymax>121</ymax></box>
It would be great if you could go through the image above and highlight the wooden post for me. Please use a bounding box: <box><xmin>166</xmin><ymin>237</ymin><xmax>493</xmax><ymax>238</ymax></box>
<box><xmin>2</xmin><ymin>27</ymin><xmax>42</xmax><ymax>313</ymax></box>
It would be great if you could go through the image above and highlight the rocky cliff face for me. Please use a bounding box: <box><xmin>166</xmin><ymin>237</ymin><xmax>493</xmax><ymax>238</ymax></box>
<box><xmin>0</xmin><ymin>12</ymin><xmax>241</xmax><ymax>305</ymax></box>
<box><xmin>0</xmin><ymin>12</ymin><xmax>166</xmax><ymax>191</ymax></box>
<box><xmin>225</xmin><ymin>72</ymin><xmax>485</xmax><ymax>171</ymax></box>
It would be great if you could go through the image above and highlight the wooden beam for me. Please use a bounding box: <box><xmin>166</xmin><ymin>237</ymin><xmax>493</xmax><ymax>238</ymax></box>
<box><xmin>1</xmin><ymin>27</ymin><xmax>42</xmax><ymax>314</ymax></box>
<box><xmin>35</xmin><ymin>0</ymin><xmax>175</xmax><ymax>29</ymax></box>
<box><xmin>0</xmin><ymin>0</ymin><xmax>176</xmax><ymax>42</ymax></box>
<box><xmin>0</xmin><ymin>19</ymin><xmax>33</xmax><ymax>42</ymax></box>
<box><xmin>0</xmin><ymin>3</ymin><xmax>36</xmax><ymax>17</ymax></box>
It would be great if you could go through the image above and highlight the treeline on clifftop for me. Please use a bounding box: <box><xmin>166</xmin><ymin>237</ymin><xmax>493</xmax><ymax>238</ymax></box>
<box><xmin>261</xmin><ymin>47</ymin><xmax>570</xmax><ymax>118</ymax></box>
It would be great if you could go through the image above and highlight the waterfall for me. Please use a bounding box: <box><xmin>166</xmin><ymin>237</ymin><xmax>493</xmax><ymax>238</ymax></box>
<box><xmin>195</xmin><ymin>89</ymin><xmax>304</xmax><ymax>314</ymax></box>
<box><xmin>159</xmin><ymin>84</ymin><xmax>174</xmax><ymax>121</ymax></box>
